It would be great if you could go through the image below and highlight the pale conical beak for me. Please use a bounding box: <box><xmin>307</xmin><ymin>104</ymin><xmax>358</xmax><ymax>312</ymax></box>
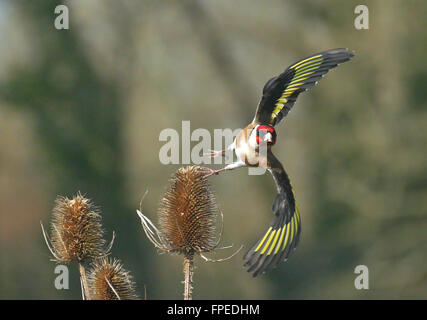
<box><xmin>264</xmin><ymin>132</ymin><xmax>273</xmax><ymax>143</ymax></box>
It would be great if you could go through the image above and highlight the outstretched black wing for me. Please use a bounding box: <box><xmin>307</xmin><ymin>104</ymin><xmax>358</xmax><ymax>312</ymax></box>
<box><xmin>243</xmin><ymin>152</ymin><xmax>301</xmax><ymax>277</ymax></box>
<box><xmin>253</xmin><ymin>48</ymin><xmax>354</xmax><ymax>126</ymax></box>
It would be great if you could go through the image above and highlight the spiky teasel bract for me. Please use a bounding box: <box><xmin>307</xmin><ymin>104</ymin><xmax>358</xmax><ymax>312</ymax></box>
<box><xmin>88</xmin><ymin>257</ymin><xmax>138</xmax><ymax>300</ymax></box>
<box><xmin>41</xmin><ymin>193</ymin><xmax>110</xmax><ymax>263</ymax></box>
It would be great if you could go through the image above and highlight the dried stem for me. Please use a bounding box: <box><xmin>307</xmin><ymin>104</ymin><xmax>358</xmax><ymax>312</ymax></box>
<box><xmin>183</xmin><ymin>252</ymin><xmax>194</xmax><ymax>300</ymax></box>
<box><xmin>79</xmin><ymin>263</ymin><xmax>91</xmax><ymax>300</ymax></box>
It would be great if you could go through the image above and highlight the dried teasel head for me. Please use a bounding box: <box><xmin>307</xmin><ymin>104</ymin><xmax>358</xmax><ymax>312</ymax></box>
<box><xmin>159</xmin><ymin>166</ymin><xmax>218</xmax><ymax>254</ymax></box>
<box><xmin>41</xmin><ymin>193</ymin><xmax>114</xmax><ymax>263</ymax></box>
<box><xmin>87</xmin><ymin>257</ymin><xmax>138</xmax><ymax>300</ymax></box>
<box><xmin>138</xmin><ymin>166</ymin><xmax>221</xmax><ymax>256</ymax></box>
<box><xmin>138</xmin><ymin>166</ymin><xmax>242</xmax><ymax>300</ymax></box>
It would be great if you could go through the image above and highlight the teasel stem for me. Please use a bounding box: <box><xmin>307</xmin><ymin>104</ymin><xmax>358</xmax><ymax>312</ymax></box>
<box><xmin>183</xmin><ymin>252</ymin><xmax>194</xmax><ymax>300</ymax></box>
<box><xmin>79</xmin><ymin>263</ymin><xmax>90</xmax><ymax>300</ymax></box>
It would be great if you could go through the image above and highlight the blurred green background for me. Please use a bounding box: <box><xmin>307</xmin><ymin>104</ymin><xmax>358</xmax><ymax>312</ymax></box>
<box><xmin>0</xmin><ymin>0</ymin><xmax>426</xmax><ymax>299</ymax></box>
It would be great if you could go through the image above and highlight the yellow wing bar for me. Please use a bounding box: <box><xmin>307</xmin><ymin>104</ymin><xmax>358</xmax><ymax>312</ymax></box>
<box><xmin>254</xmin><ymin>209</ymin><xmax>300</xmax><ymax>257</ymax></box>
<box><xmin>271</xmin><ymin>55</ymin><xmax>324</xmax><ymax>121</ymax></box>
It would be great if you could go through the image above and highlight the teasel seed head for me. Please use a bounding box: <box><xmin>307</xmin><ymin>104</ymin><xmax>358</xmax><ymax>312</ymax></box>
<box><xmin>137</xmin><ymin>166</ymin><xmax>242</xmax><ymax>300</ymax></box>
<box><xmin>137</xmin><ymin>166</ymin><xmax>221</xmax><ymax>256</ymax></box>
<box><xmin>41</xmin><ymin>193</ymin><xmax>110</xmax><ymax>263</ymax></box>
<box><xmin>88</xmin><ymin>257</ymin><xmax>139</xmax><ymax>300</ymax></box>
<box><xmin>158</xmin><ymin>166</ymin><xmax>218</xmax><ymax>255</ymax></box>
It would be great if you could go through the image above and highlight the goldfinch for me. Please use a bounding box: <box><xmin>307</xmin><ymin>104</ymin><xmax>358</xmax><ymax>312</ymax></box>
<box><xmin>205</xmin><ymin>48</ymin><xmax>354</xmax><ymax>276</ymax></box>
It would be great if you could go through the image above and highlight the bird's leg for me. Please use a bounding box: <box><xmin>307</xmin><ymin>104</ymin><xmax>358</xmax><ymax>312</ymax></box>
<box><xmin>204</xmin><ymin>167</ymin><xmax>227</xmax><ymax>178</ymax></box>
<box><xmin>204</xmin><ymin>161</ymin><xmax>246</xmax><ymax>178</ymax></box>
<box><xmin>204</xmin><ymin>141</ymin><xmax>235</xmax><ymax>159</ymax></box>
<box><xmin>203</xmin><ymin>149</ymin><xmax>226</xmax><ymax>158</ymax></box>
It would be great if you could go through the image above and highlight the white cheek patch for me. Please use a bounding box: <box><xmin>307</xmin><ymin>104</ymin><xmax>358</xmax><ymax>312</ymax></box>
<box><xmin>264</xmin><ymin>132</ymin><xmax>273</xmax><ymax>142</ymax></box>
<box><xmin>248</xmin><ymin>131</ymin><xmax>258</xmax><ymax>149</ymax></box>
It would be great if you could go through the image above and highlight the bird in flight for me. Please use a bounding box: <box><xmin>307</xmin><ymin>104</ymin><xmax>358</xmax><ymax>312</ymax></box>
<box><xmin>205</xmin><ymin>48</ymin><xmax>354</xmax><ymax>277</ymax></box>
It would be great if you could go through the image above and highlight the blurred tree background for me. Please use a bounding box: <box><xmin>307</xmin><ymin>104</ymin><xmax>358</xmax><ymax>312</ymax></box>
<box><xmin>0</xmin><ymin>0</ymin><xmax>425</xmax><ymax>299</ymax></box>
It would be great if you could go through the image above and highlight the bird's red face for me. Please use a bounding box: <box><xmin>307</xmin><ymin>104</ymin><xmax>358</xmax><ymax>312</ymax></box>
<box><xmin>255</xmin><ymin>125</ymin><xmax>277</xmax><ymax>146</ymax></box>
